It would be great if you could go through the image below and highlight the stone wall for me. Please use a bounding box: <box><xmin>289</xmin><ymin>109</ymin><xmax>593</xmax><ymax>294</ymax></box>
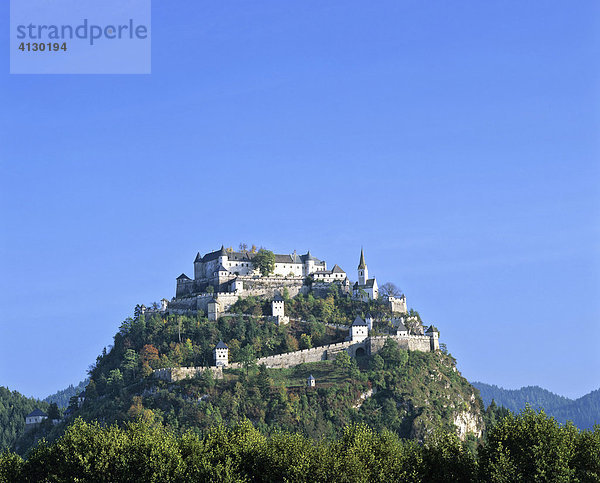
<box><xmin>236</xmin><ymin>275</ymin><xmax>308</xmax><ymax>298</ymax></box>
<box><xmin>168</xmin><ymin>292</ymin><xmax>241</xmax><ymax>314</ymax></box>
<box><xmin>253</xmin><ymin>341</ymin><xmax>355</xmax><ymax>369</ymax></box>
<box><xmin>368</xmin><ymin>335</ymin><xmax>435</xmax><ymax>353</ymax></box>
<box><xmin>169</xmin><ymin>277</ymin><xmax>311</xmax><ymax>315</ymax></box>
<box><xmin>154</xmin><ymin>366</ymin><xmax>223</xmax><ymax>382</ymax></box>
<box><xmin>155</xmin><ymin>334</ymin><xmax>440</xmax><ymax>382</ymax></box>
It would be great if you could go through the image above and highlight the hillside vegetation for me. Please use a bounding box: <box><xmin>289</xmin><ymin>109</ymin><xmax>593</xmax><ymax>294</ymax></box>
<box><xmin>0</xmin><ymin>388</ymin><xmax>48</xmax><ymax>452</ymax></box>
<box><xmin>13</xmin><ymin>290</ymin><xmax>484</xmax><ymax>454</ymax></box>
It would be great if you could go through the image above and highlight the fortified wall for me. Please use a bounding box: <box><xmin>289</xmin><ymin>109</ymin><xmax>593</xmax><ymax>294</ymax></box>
<box><xmin>235</xmin><ymin>275</ymin><xmax>308</xmax><ymax>299</ymax></box>
<box><xmin>167</xmin><ymin>292</ymin><xmax>240</xmax><ymax>315</ymax></box>
<box><xmin>155</xmin><ymin>334</ymin><xmax>439</xmax><ymax>382</ymax></box>
<box><xmin>252</xmin><ymin>341</ymin><xmax>355</xmax><ymax>369</ymax></box>
<box><xmin>368</xmin><ymin>334</ymin><xmax>439</xmax><ymax>353</ymax></box>
<box><xmin>168</xmin><ymin>277</ymin><xmax>309</xmax><ymax>315</ymax></box>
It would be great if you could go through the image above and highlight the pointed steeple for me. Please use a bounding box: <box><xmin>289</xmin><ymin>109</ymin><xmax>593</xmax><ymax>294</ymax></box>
<box><xmin>219</xmin><ymin>245</ymin><xmax>227</xmax><ymax>256</ymax></box>
<box><xmin>358</xmin><ymin>248</ymin><xmax>366</xmax><ymax>269</ymax></box>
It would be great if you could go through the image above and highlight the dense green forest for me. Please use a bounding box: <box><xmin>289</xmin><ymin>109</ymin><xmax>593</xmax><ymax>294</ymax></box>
<box><xmin>0</xmin><ymin>388</ymin><xmax>48</xmax><ymax>452</ymax></box>
<box><xmin>473</xmin><ymin>382</ymin><xmax>600</xmax><ymax>430</ymax></box>
<box><xmin>1</xmin><ymin>409</ymin><xmax>599</xmax><ymax>482</ymax></box>
<box><xmin>43</xmin><ymin>379</ymin><xmax>89</xmax><ymax>409</ymax></box>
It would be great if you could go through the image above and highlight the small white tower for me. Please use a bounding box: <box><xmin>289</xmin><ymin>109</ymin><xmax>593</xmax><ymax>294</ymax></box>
<box><xmin>213</xmin><ymin>340</ymin><xmax>229</xmax><ymax>366</ymax></box>
<box><xmin>365</xmin><ymin>313</ymin><xmax>374</xmax><ymax>331</ymax></box>
<box><xmin>307</xmin><ymin>374</ymin><xmax>316</xmax><ymax>387</ymax></box>
<box><xmin>350</xmin><ymin>316</ymin><xmax>368</xmax><ymax>342</ymax></box>
<box><xmin>394</xmin><ymin>318</ymin><xmax>408</xmax><ymax>337</ymax></box>
<box><xmin>160</xmin><ymin>298</ymin><xmax>169</xmax><ymax>312</ymax></box>
<box><xmin>272</xmin><ymin>294</ymin><xmax>285</xmax><ymax>318</ymax></box>
<box><xmin>357</xmin><ymin>248</ymin><xmax>368</xmax><ymax>286</ymax></box>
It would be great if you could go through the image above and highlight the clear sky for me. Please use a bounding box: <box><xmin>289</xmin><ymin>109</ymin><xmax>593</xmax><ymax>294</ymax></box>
<box><xmin>1</xmin><ymin>1</ymin><xmax>599</xmax><ymax>400</ymax></box>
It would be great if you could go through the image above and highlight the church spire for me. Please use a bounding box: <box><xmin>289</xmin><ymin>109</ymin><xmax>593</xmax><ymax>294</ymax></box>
<box><xmin>358</xmin><ymin>247</ymin><xmax>366</xmax><ymax>269</ymax></box>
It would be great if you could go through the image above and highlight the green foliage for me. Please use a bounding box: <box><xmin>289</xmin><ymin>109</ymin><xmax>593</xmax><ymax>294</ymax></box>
<box><xmin>22</xmin><ymin>418</ymin><xmax>185</xmax><ymax>482</ymax></box>
<box><xmin>334</xmin><ymin>351</ymin><xmax>352</xmax><ymax>369</ymax></box>
<box><xmin>479</xmin><ymin>406</ymin><xmax>581</xmax><ymax>482</ymax></box>
<box><xmin>0</xmin><ymin>450</ymin><xmax>23</xmax><ymax>483</ymax></box>
<box><xmin>47</xmin><ymin>403</ymin><xmax>60</xmax><ymax>420</ymax></box>
<box><xmin>420</xmin><ymin>429</ymin><xmax>477</xmax><ymax>482</ymax></box>
<box><xmin>252</xmin><ymin>249</ymin><xmax>275</xmax><ymax>276</ymax></box>
<box><xmin>0</xmin><ymin>387</ymin><xmax>49</xmax><ymax>452</ymax></box>
<box><xmin>2</xmin><ymin>414</ymin><xmax>598</xmax><ymax>482</ymax></box>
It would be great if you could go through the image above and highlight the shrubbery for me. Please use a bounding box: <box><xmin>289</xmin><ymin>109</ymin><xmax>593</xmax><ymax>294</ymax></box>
<box><xmin>2</xmin><ymin>409</ymin><xmax>598</xmax><ymax>482</ymax></box>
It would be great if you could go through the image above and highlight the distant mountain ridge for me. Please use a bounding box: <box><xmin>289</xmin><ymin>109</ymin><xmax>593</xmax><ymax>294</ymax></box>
<box><xmin>43</xmin><ymin>379</ymin><xmax>89</xmax><ymax>408</ymax></box>
<box><xmin>472</xmin><ymin>382</ymin><xmax>600</xmax><ymax>430</ymax></box>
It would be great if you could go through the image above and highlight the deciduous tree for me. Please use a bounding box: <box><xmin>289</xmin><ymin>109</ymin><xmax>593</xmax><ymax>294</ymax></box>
<box><xmin>252</xmin><ymin>249</ymin><xmax>275</xmax><ymax>276</ymax></box>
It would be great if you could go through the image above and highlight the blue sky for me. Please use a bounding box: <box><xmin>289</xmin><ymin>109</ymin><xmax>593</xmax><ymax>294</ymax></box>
<box><xmin>1</xmin><ymin>1</ymin><xmax>599</xmax><ymax>400</ymax></box>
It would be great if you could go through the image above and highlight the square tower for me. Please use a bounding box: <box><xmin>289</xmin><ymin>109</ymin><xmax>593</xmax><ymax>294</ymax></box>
<box><xmin>213</xmin><ymin>340</ymin><xmax>229</xmax><ymax>367</ymax></box>
<box><xmin>272</xmin><ymin>294</ymin><xmax>285</xmax><ymax>318</ymax></box>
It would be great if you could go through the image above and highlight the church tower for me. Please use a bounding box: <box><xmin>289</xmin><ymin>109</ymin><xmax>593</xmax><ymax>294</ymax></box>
<box><xmin>357</xmin><ymin>248</ymin><xmax>368</xmax><ymax>286</ymax></box>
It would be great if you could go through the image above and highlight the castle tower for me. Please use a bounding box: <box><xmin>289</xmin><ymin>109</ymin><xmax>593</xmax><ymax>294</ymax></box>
<box><xmin>365</xmin><ymin>313</ymin><xmax>373</xmax><ymax>331</ymax></box>
<box><xmin>194</xmin><ymin>252</ymin><xmax>203</xmax><ymax>279</ymax></box>
<box><xmin>213</xmin><ymin>340</ymin><xmax>229</xmax><ymax>366</ymax></box>
<box><xmin>272</xmin><ymin>294</ymin><xmax>285</xmax><ymax>318</ymax></box>
<box><xmin>425</xmin><ymin>326</ymin><xmax>440</xmax><ymax>351</ymax></box>
<box><xmin>350</xmin><ymin>316</ymin><xmax>368</xmax><ymax>342</ymax></box>
<box><xmin>357</xmin><ymin>248</ymin><xmax>368</xmax><ymax>286</ymax></box>
<box><xmin>218</xmin><ymin>245</ymin><xmax>228</xmax><ymax>267</ymax></box>
<box><xmin>304</xmin><ymin>250</ymin><xmax>315</xmax><ymax>276</ymax></box>
<box><xmin>207</xmin><ymin>297</ymin><xmax>220</xmax><ymax>321</ymax></box>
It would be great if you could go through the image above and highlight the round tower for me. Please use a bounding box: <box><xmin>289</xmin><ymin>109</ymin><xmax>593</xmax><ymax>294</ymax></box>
<box><xmin>218</xmin><ymin>245</ymin><xmax>228</xmax><ymax>267</ymax></box>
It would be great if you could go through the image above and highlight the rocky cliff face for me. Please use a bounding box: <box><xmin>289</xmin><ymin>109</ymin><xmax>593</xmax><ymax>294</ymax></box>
<box><xmin>356</xmin><ymin>350</ymin><xmax>486</xmax><ymax>442</ymax></box>
<box><xmin>454</xmin><ymin>406</ymin><xmax>484</xmax><ymax>440</ymax></box>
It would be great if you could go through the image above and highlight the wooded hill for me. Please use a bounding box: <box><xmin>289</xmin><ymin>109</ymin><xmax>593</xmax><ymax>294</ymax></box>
<box><xmin>13</xmin><ymin>289</ymin><xmax>485</xmax><ymax>455</ymax></box>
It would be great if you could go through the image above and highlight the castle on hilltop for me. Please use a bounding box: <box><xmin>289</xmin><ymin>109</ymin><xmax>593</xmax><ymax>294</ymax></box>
<box><xmin>168</xmin><ymin>246</ymin><xmax>384</xmax><ymax>314</ymax></box>
<box><xmin>149</xmin><ymin>244</ymin><xmax>435</xmax><ymax>383</ymax></box>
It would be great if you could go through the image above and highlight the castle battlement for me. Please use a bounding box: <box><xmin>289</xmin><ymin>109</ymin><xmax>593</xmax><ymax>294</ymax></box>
<box><xmin>154</xmin><ymin>330</ymin><xmax>440</xmax><ymax>382</ymax></box>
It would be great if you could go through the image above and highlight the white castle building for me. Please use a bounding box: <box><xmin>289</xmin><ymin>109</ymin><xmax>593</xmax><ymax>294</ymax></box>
<box><xmin>175</xmin><ymin>246</ymin><xmax>348</xmax><ymax>298</ymax></box>
<box><xmin>168</xmin><ymin>245</ymin><xmax>387</xmax><ymax>314</ymax></box>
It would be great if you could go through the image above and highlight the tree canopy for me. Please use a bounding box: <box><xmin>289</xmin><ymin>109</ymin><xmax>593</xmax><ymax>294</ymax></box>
<box><xmin>252</xmin><ymin>249</ymin><xmax>275</xmax><ymax>276</ymax></box>
<box><xmin>2</xmin><ymin>410</ymin><xmax>599</xmax><ymax>482</ymax></box>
